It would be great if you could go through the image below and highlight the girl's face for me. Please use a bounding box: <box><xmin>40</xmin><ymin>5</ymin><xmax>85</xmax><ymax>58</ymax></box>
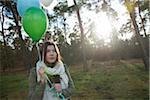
<box><xmin>46</xmin><ymin>45</ymin><xmax>57</xmax><ymax>63</ymax></box>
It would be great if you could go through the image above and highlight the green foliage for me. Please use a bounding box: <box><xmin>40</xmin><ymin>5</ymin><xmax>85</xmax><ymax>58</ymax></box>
<box><xmin>138</xmin><ymin>0</ymin><xmax>149</xmax><ymax>12</ymax></box>
<box><xmin>1</xmin><ymin>0</ymin><xmax>149</xmax><ymax>71</ymax></box>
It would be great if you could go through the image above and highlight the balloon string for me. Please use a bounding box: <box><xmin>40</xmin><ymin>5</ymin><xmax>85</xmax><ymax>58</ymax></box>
<box><xmin>36</xmin><ymin>43</ymin><xmax>41</xmax><ymax>61</ymax></box>
<box><xmin>42</xmin><ymin>42</ymin><xmax>45</xmax><ymax>62</ymax></box>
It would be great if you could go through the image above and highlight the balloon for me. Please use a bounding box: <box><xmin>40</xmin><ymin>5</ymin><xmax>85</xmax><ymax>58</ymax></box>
<box><xmin>22</xmin><ymin>7</ymin><xmax>48</xmax><ymax>42</ymax></box>
<box><xmin>40</xmin><ymin>0</ymin><xmax>53</xmax><ymax>7</ymax></box>
<box><xmin>17</xmin><ymin>0</ymin><xmax>40</xmax><ymax>16</ymax></box>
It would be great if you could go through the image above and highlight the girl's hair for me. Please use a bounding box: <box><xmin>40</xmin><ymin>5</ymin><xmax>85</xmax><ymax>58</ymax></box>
<box><xmin>41</xmin><ymin>41</ymin><xmax>62</xmax><ymax>63</ymax></box>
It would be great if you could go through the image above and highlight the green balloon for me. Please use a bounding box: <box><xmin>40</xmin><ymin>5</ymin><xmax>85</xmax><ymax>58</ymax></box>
<box><xmin>22</xmin><ymin>7</ymin><xmax>48</xmax><ymax>42</ymax></box>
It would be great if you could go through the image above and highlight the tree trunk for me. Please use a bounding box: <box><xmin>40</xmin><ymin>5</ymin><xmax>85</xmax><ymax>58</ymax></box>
<box><xmin>129</xmin><ymin>9</ymin><xmax>149</xmax><ymax>70</ymax></box>
<box><xmin>1</xmin><ymin>6</ymin><xmax>8</xmax><ymax>72</ymax></box>
<box><xmin>6</xmin><ymin>0</ymin><xmax>31</xmax><ymax>70</ymax></box>
<box><xmin>137</xmin><ymin>0</ymin><xmax>147</xmax><ymax>37</ymax></box>
<box><xmin>73</xmin><ymin>0</ymin><xmax>88</xmax><ymax>71</ymax></box>
<box><xmin>1</xmin><ymin>7</ymin><xmax>7</xmax><ymax>46</ymax></box>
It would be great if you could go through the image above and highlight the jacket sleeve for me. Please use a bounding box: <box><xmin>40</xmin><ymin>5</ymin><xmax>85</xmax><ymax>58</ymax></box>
<box><xmin>28</xmin><ymin>67</ymin><xmax>45</xmax><ymax>100</ymax></box>
<box><xmin>62</xmin><ymin>65</ymin><xmax>75</xmax><ymax>98</ymax></box>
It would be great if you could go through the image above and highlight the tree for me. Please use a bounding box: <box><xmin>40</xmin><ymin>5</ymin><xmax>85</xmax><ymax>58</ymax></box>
<box><xmin>73</xmin><ymin>0</ymin><xmax>88</xmax><ymax>71</ymax></box>
<box><xmin>125</xmin><ymin>0</ymin><xmax>149</xmax><ymax>70</ymax></box>
<box><xmin>0</xmin><ymin>1</ymin><xmax>31</xmax><ymax>70</ymax></box>
<box><xmin>137</xmin><ymin>0</ymin><xmax>149</xmax><ymax>37</ymax></box>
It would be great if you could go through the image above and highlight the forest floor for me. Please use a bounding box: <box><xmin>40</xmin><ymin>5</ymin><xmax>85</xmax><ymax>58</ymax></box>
<box><xmin>0</xmin><ymin>59</ymin><xmax>149</xmax><ymax>100</ymax></box>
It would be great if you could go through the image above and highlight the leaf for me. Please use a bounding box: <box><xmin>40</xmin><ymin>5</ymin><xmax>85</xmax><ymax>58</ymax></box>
<box><xmin>125</xmin><ymin>1</ymin><xmax>135</xmax><ymax>13</ymax></box>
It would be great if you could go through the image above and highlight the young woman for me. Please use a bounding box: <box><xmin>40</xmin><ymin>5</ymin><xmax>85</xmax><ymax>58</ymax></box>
<box><xmin>28</xmin><ymin>41</ymin><xmax>75</xmax><ymax>100</ymax></box>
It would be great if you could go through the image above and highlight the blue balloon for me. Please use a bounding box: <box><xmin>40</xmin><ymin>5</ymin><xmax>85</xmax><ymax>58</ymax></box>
<box><xmin>17</xmin><ymin>0</ymin><xmax>40</xmax><ymax>16</ymax></box>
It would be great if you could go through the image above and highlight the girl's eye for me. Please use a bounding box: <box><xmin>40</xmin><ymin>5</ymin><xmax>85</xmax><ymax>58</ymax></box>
<box><xmin>47</xmin><ymin>50</ymin><xmax>50</xmax><ymax>52</ymax></box>
<box><xmin>47</xmin><ymin>49</ymin><xmax>55</xmax><ymax>53</ymax></box>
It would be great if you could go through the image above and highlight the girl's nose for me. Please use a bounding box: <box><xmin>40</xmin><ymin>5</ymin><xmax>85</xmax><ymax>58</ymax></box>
<box><xmin>49</xmin><ymin>51</ymin><xmax>54</xmax><ymax>55</ymax></box>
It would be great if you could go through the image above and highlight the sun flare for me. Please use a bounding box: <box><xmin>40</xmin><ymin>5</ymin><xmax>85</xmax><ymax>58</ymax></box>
<box><xmin>93</xmin><ymin>12</ymin><xmax>112</xmax><ymax>40</ymax></box>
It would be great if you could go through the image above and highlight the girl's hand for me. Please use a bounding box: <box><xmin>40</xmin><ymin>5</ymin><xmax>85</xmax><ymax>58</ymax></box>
<box><xmin>54</xmin><ymin>83</ymin><xmax>62</xmax><ymax>93</ymax></box>
<box><xmin>38</xmin><ymin>67</ymin><xmax>45</xmax><ymax>84</ymax></box>
<box><xmin>38</xmin><ymin>67</ymin><xmax>45</xmax><ymax>75</ymax></box>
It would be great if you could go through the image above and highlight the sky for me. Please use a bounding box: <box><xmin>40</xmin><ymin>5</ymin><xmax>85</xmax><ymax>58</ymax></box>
<box><xmin>0</xmin><ymin>0</ymin><xmax>149</xmax><ymax>45</ymax></box>
<box><xmin>62</xmin><ymin>0</ymin><xmax>133</xmax><ymax>42</ymax></box>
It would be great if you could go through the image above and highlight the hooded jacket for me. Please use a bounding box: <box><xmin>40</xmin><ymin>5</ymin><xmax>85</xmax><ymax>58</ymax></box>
<box><xmin>28</xmin><ymin>64</ymin><xmax>75</xmax><ymax>100</ymax></box>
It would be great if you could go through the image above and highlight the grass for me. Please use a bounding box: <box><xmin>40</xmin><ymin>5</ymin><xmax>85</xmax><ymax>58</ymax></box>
<box><xmin>0</xmin><ymin>59</ymin><xmax>149</xmax><ymax>100</ymax></box>
<box><xmin>0</xmin><ymin>72</ymin><xmax>28</xmax><ymax>100</ymax></box>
